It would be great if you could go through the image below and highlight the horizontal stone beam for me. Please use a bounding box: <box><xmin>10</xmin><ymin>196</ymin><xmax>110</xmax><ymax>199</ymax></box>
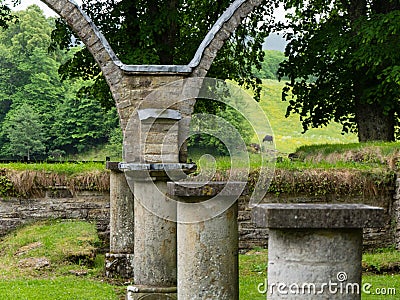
<box><xmin>252</xmin><ymin>203</ymin><xmax>385</xmax><ymax>229</ymax></box>
<box><xmin>167</xmin><ymin>181</ymin><xmax>248</xmax><ymax>198</ymax></box>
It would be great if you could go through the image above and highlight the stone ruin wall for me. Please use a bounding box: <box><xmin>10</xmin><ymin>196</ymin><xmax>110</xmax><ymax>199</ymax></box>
<box><xmin>0</xmin><ymin>173</ymin><xmax>399</xmax><ymax>253</ymax></box>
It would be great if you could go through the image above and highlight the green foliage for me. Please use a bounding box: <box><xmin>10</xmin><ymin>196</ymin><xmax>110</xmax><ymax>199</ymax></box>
<box><xmin>0</xmin><ymin>6</ymin><xmax>120</xmax><ymax>159</ymax></box>
<box><xmin>275</xmin><ymin>0</ymin><xmax>400</xmax><ymax>142</ymax></box>
<box><xmin>189</xmin><ymin>101</ymin><xmax>253</xmax><ymax>155</ymax></box>
<box><xmin>2</xmin><ymin>103</ymin><xmax>47</xmax><ymax>159</ymax></box>
<box><xmin>0</xmin><ymin>173</ymin><xmax>14</xmax><ymax>198</ymax></box>
<box><xmin>253</xmin><ymin>50</ymin><xmax>286</xmax><ymax>80</ymax></box>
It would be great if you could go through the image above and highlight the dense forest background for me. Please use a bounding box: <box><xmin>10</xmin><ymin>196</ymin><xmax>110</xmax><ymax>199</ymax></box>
<box><xmin>0</xmin><ymin>6</ymin><xmax>285</xmax><ymax>160</ymax></box>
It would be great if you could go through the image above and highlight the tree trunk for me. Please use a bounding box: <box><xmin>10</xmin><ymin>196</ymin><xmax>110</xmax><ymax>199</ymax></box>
<box><xmin>355</xmin><ymin>100</ymin><xmax>395</xmax><ymax>142</ymax></box>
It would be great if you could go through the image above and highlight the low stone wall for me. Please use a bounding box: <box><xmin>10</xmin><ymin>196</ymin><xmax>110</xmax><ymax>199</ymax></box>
<box><xmin>0</xmin><ymin>187</ymin><xmax>110</xmax><ymax>249</ymax></box>
<box><xmin>1</xmin><ymin>173</ymin><xmax>399</xmax><ymax>253</ymax></box>
<box><xmin>239</xmin><ymin>192</ymin><xmax>397</xmax><ymax>252</ymax></box>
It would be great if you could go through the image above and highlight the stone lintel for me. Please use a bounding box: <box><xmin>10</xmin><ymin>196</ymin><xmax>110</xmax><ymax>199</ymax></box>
<box><xmin>121</xmin><ymin>64</ymin><xmax>192</xmax><ymax>75</ymax></box>
<box><xmin>252</xmin><ymin>203</ymin><xmax>384</xmax><ymax>229</ymax></box>
<box><xmin>121</xmin><ymin>163</ymin><xmax>197</xmax><ymax>181</ymax></box>
<box><xmin>167</xmin><ymin>181</ymin><xmax>248</xmax><ymax>198</ymax></box>
<box><xmin>105</xmin><ymin>161</ymin><xmax>121</xmax><ymax>171</ymax></box>
<box><xmin>119</xmin><ymin>162</ymin><xmax>196</xmax><ymax>172</ymax></box>
<box><xmin>138</xmin><ymin>109</ymin><xmax>181</xmax><ymax>121</ymax></box>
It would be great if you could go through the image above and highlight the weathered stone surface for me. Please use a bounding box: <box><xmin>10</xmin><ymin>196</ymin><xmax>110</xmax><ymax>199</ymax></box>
<box><xmin>0</xmin><ymin>190</ymin><xmax>110</xmax><ymax>247</ymax></box>
<box><xmin>109</xmin><ymin>171</ymin><xmax>134</xmax><ymax>253</ymax></box>
<box><xmin>133</xmin><ymin>180</ymin><xmax>177</xmax><ymax>287</ymax></box>
<box><xmin>177</xmin><ymin>199</ymin><xmax>238</xmax><ymax>300</ymax></box>
<box><xmin>253</xmin><ymin>203</ymin><xmax>385</xmax><ymax>229</ymax></box>
<box><xmin>105</xmin><ymin>253</ymin><xmax>134</xmax><ymax>279</ymax></box>
<box><xmin>167</xmin><ymin>181</ymin><xmax>248</xmax><ymax>198</ymax></box>
<box><xmin>18</xmin><ymin>257</ymin><xmax>50</xmax><ymax>269</ymax></box>
<box><xmin>126</xmin><ymin>285</ymin><xmax>177</xmax><ymax>300</ymax></box>
<box><xmin>267</xmin><ymin>229</ymin><xmax>362</xmax><ymax>300</ymax></box>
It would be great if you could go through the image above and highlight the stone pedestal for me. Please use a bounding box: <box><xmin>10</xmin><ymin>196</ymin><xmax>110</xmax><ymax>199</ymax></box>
<box><xmin>252</xmin><ymin>204</ymin><xmax>384</xmax><ymax>300</ymax></box>
<box><xmin>105</xmin><ymin>162</ymin><xmax>135</xmax><ymax>279</ymax></box>
<box><xmin>168</xmin><ymin>182</ymin><xmax>247</xmax><ymax>300</ymax></box>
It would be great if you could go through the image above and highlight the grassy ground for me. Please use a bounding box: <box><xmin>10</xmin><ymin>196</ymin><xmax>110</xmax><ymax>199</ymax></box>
<box><xmin>0</xmin><ymin>161</ymin><xmax>105</xmax><ymax>175</ymax></box>
<box><xmin>0</xmin><ymin>221</ymin><xmax>399</xmax><ymax>299</ymax></box>
<box><xmin>256</xmin><ymin>80</ymin><xmax>358</xmax><ymax>153</ymax></box>
<box><xmin>0</xmin><ymin>220</ymin><xmax>125</xmax><ymax>300</ymax></box>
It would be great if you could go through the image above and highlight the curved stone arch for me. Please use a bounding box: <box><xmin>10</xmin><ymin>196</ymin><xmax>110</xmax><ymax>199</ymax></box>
<box><xmin>39</xmin><ymin>0</ymin><xmax>124</xmax><ymax>94</ymax></box>
<box><xmin>189</xmin><ymin>0</ymin><xmax>263</xmax><ymax>77</ymax></box>
<box><xmin>39</xmin><ymin>0</ymin><xmax>263</xmax><ymax>78</ymax></box>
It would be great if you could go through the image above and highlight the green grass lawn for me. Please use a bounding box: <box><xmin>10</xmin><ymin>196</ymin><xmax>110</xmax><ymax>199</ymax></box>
<box><xmin>0</xmin><ymin>221</ymin><xmax>398</xmax><ymax>299</ymax></box>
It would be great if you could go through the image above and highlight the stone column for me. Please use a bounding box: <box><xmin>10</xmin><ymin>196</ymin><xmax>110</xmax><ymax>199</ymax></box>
<box><xmin>105</xmin><ymin>162</ymin><xmax>134</xmax><ymax>279</ymax></box>
<box><xmin>168</xmin><ymin>182</ymin><xmax>247</xmax><ymax>300</ymax></box>
<box><xmin>132</xmin><ymin>178</ymin><xmax>177</xmax><ymax>288</ymax></box>
<box><xmin>123</xmin><ymin>166</ymin><xmax>196</xmax><ymax>300</ymax></box>
<box><xmin>252</xmin><ymin>203</ymin><xmax>384</xmax><ymax>300</ymax></box>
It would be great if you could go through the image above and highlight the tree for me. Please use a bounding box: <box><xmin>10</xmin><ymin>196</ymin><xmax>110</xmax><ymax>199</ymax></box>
<box><xmin>276</xmin><ymin>0</ymin><xmax>400</xmax><ymax>142</ymax></box>
<box><xmin>51</xmin><ymin>79</ymin><xmax>119</xmax><ymax>153</ymax></box>
<box><xmin>2</xmin><ymin>103</ymin><xmax>47</xmax><ymax>159</ymax></box>
<box><xmin>253</xmin><ymin>50</ymin><xmax>286</xmax><ymax>80</ymax></box>
<box><xmin>50</xmin><ymin>0</ymin><xmax>277</xmax><ymax>108</ymax></box>
<box><xmin>0</xmin><ymin>5</ymin><xmax>121</xmax><ymax>158</ymax></box>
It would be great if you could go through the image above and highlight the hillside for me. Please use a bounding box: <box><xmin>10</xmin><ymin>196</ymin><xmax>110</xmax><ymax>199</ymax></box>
<box><xmin>258</xmin><ymin>80</ymin><xmax>358</xmax><ymax>154</ymax></box>
<box><xmin>78</xmin><ymin>79</ymin><xmax>358</xmax><ymax>161</ymax></box>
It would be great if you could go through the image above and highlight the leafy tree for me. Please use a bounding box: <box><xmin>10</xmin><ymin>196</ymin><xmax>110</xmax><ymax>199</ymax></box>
<box><xmin>2</xmin><ymin>103</ymin><xmax>47</xmax><ymax>160</ymax></box>
<box><xmin>253</xmin><ymin>50</ymin><xmax>286</xmax><ymax>80</ymax></box>
<box><xmin>51</xmin><ymin>79</ymin><xmax>119</xmax><ymax>153</ymax></box>
<box><xmin>276</xmin><ymin>0</ymin><xmax>400</xmax><ymax>142</ymax></box>
<box><xmin>0</xmin><ymin>5</ymin><xmax>121</xmax><ymax>158</ymax></box>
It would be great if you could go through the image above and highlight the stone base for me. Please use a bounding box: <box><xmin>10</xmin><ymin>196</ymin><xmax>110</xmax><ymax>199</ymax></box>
<box><xmin>105</xmin><ymin>253</ymin><xmax>134</xmax><ymax>279</ymax></box>
<box><xmin>126</xmin><ymin>286</ymin><xmax>177</xmax><ymax>300</ymax></box>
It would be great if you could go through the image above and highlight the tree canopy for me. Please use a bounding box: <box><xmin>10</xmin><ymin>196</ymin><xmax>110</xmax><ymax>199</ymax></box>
<box><xmin>276</xmin><ymin>0</ymin><xmax>400</xmax><ymax>142</ymax></box>
<box><xmin>0</xmin><ymin>5</ymin><xmax>119</xmax><ymax>159</ymax></box>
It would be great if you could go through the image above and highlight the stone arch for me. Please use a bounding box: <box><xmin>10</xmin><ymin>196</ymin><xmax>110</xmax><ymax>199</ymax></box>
<box><xmin>40</xmin><ymin>0</ymin><xmax>263</xmax><ymax>77</ymax></box>
<box><xmin>189</xmin><ymin>0</ymin><xmax>263</xmax><ymax>77</ymax></box>
<box><xmin>39</xmin><ymin>0</ymin><xmax>124</xmax><ymax>99</ymax></box>
<box><xmin>38</xmin><ymin>0</ymin><xmax>264</xmax><ymax>137</ymax></box>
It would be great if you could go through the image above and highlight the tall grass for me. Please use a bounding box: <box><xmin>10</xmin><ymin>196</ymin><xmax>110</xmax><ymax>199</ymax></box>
<box><xmin>0</xmin><ymin>162</ymin><xmax>105</xmax><ymax>175</ymax></box>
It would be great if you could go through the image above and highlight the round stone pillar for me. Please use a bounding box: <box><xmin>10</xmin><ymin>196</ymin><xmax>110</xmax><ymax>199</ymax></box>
<box><xmin>252</xmin><ymin>203</ymin><xmax>385</xmax><ymax>300</ymax></box>
<box><xmin>133</xmin><ymin>179</ymin><xmax>177</xmax><ymax>287</ymax></box>
<box><xmin>168</xmin><ymin>182</ymin><xmax>246</xmax><ymax>300</ymax></box>
<box><xmin>105</xmin><ymin>162</ymin><xmax>134</xmax><ymax>279</ymax></box>
<box><xmin>268</xmin><ymin>228</ymin><xmax>362</xmax><ymax>299</ymax></box>
<box><xmin>178</xmin><ymin>201</ymin><xmax>238</xmax><ymax>300</ymax></box>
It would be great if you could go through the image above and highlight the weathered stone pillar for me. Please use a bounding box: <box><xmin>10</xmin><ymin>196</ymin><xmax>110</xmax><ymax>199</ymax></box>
<box><xmin>132</xmin><ymin>179</ymin><xmax>177</xmax><ymax>287</ymax></box>
<box><xmin>253</xmin><ymin>204</ymin><xmax>384</xmax><ymax>300</ymax></box>
<box><xmin>168</xmin><ymin>182</ymin><xmax>247</xmax><ymax>300</ymax></box>
<box><xmin>105</xmin><ymin>162</ymin><xmax>134</xmax><ymax>279</ymax></box>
